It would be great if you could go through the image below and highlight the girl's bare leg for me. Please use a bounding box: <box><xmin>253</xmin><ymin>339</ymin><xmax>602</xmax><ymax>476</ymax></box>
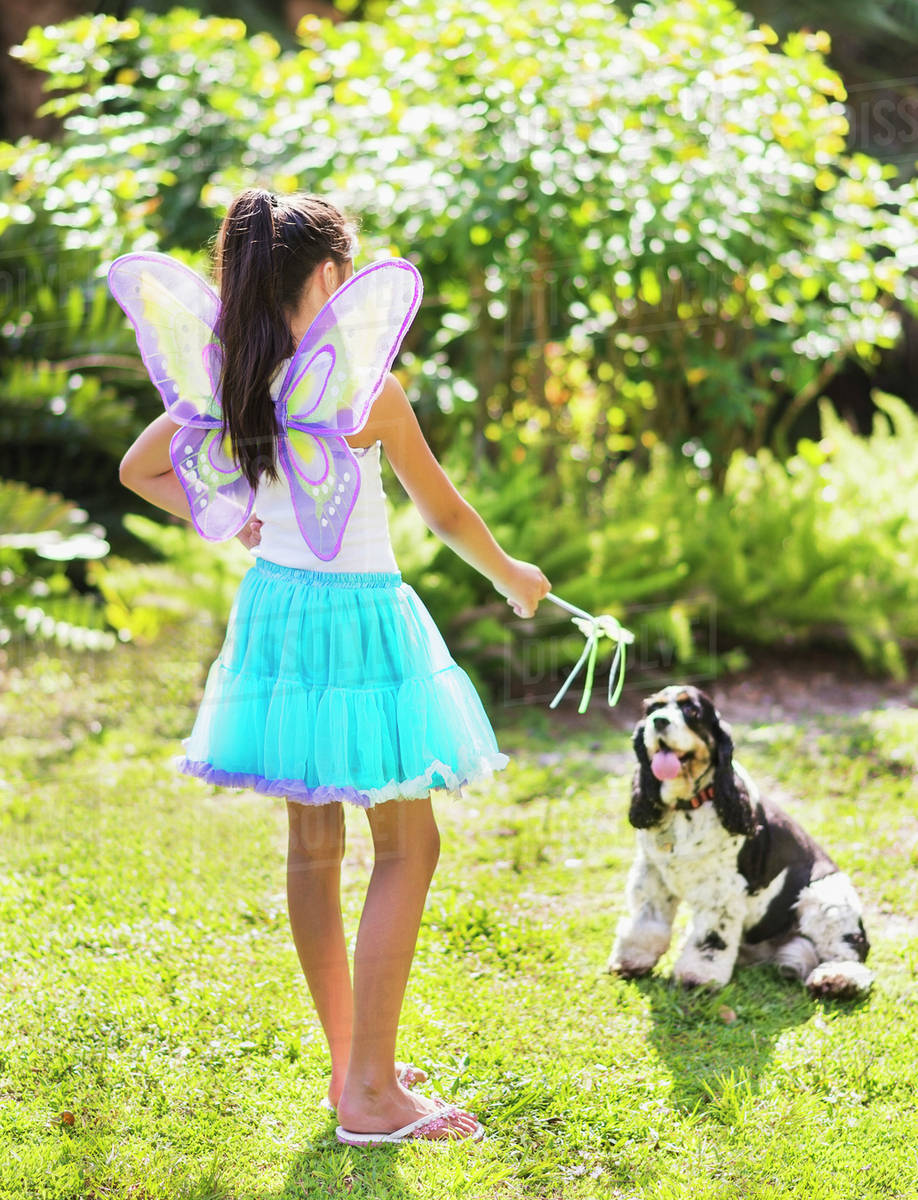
<box><xmin>335</xmin><ymin>795</ymin><xmax>479</xmax><ymax>1137</ymax></box>
<box><xmin>285</xmin><ymin>799</ymin><xmax>352</xmax><ymax>1108</ymax></box>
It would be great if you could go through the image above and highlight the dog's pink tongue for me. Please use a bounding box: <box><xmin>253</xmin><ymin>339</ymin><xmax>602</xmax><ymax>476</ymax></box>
<box><xmin>651</xmin><ymin>750</ymin><xmax>682</xmax><ymax>781</ymax></box>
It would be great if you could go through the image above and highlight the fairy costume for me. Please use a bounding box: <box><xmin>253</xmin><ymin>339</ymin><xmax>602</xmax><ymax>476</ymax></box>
<box><xmin>109</xmin><ymin>252</ymin><xmax>507</xmax><ymax>807</ymax></box>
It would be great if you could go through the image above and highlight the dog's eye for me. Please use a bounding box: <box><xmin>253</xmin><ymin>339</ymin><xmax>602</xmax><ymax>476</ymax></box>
<box><xmin>681</xmin><ymin>702</ymin><xmax>701</xmax><ymax>719</ymax></box>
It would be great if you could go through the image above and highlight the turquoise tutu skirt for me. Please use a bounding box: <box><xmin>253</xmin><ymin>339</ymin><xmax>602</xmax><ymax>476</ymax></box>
<box><xmin>178</xmin><ymin>557</ymin><xmax>508</xmax><ymax>808</ymax></box>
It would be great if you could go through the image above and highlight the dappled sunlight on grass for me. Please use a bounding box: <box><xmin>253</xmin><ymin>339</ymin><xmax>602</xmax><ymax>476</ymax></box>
<box><xmin>1</xmin><ymin>629</ymin><xmax>916</xmax><ymax>1198</ymax></box>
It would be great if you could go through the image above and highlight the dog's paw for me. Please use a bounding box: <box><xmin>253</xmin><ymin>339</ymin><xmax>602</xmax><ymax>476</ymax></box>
<box><xmin>674</xmin><ymin>969</ymin><xmax>724</xmax><ymax>992</ymax></box>
<box><xmin>805</xmin><ymin>961</ymin><xmax>874</xmax><ymax>1001</ymax></box>
<box><xmin>673</xmin><ymin>946</ymin><xmax>734</xmax><ymax>991</ymax></box>
<box><xmin>606</xmin><ymin>953</ymin><xmax>655</xmax><ymax>979</ymax></box>
<box><xmin>608</xmin><ymin>922</ymin><xmax>672</xmax><ymax>979</ymax></box>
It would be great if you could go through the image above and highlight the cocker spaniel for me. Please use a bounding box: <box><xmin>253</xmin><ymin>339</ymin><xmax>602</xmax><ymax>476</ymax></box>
<box><xmin>607</xmin><ymin>685</ymin><xmax>873</xmax><ymax>999</ymax></box>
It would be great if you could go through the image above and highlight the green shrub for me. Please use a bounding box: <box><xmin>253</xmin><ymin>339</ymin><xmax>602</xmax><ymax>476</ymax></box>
<box><xmin>705</xmin><ymin>392</ymin><xmax>918</xmax><ymax>677</ymax></box>
<box><xmin>0</xmin><ymin>480</ymin><xmax>114</xmax><ymax>651</ymax></box>
<box><xmin>282</xmin><ymin>0</ymin><xmax>918</xmax><ymax>482</ymax></box>
<box><xmin>395</xmin><ymin>391</ymin><xmax>918</xmax><ymax>690</ymax></box>
<box><xmin>5</xmin><ymin>0</ymin><xmax>918</xmax><ymax>505</ymax></box>
<box><xmin>89</xmin><ymin>514</ymin><xmax>250</xmax><ymax>645</ymax></box>
<box><xmin>5</xmin><ymin>0</ymin><xmax>918</xmax><ymax>681</ymax></box>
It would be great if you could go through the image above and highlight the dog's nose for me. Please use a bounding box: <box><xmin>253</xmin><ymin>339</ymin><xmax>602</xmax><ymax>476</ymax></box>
<box><xmin>652</xmin><ymin>714</ymin><xmax>670</xmax><ymax>731</ymax></box>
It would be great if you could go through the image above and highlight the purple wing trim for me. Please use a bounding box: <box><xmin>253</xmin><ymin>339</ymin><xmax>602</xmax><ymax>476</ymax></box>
<box><xmin>281</xmin><ymin>346</ymin><xmax>336</xmax><ymax>429</ymax></box>
<box><xmin>170</xmin><ymin>426</ymin><xmax>253</xmax><ymax>542</ymax></box>
<box><xmin>108</xmin><ymin>252</ymin><xmax>222</xmax><ymax>428</ymax></box>
<box><xmin>285</xmin><ymin>433</ymin><xmax>330</xmax><ymax>487</ymax></box>
<box><xmin>277</xmin><ymin>436</ymin><xmax>360</xmax><ymax>561</ymax></box>
<box><xmin>203</xmin><ymin>341</ymin><xmax>224</xmax><ymax>400</ymax></box>
<box><xmin>280</xmin><ymin>258</ymin><xmax>423</xmax><ymax>437</ymax></box>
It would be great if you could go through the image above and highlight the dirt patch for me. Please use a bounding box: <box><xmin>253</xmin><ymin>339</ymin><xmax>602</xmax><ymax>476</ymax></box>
<box><xmin>705</xmin><ymin>647</ymin><xmax>917</xmax><ymax>726</ymax></box>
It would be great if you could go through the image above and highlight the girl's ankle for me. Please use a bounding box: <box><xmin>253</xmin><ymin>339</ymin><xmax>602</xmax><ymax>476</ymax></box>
<box><xmin>340</xmin><ymin>1069</ymin><xmax>400</xmax><ymax>1103</ymax></box>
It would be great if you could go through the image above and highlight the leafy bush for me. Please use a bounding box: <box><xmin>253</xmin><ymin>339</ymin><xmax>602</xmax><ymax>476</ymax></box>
<box><xmin>739</xmin><ymin>0</ymin><xmax>918</xmax><ymax>169</ymax></box>
<box><xmin>597</xmin><ymin>390</ymin><xmax>918</xmax><ymax>680</ymax></box>
<box><xmin>0</xmin><ymin>147</ymin><xmax>179</xmax><ymax>541</ymax></box>
<box><xmin>282</xmin><ymin>0</ymin><xmax>918</xmax><ymax>483</ymax></box>
<box><xmin>704</xmin><ymin>392</ymin><xmax>918</xmax><ymax>677</ymax></box>
<box><xmin>88</xmin><ymin>514</ymin><xmax>251</xmax><ymax>645</ymax></box>
<box><xmin>4</xmin><ymin>0</ymin><xmax>918</xmax><ymax>680</ymax></box>
<box><xmin>396</xmin><ymin>391</ymin><xmax>918</xmax><ymax>690</ymax></box>
<box><xmin>0</xmin><ymin>480</ymin><xmax>114</xmax><ymax>651</ymax></box>
<box><xmin>5</xmin><ymin>0</ymin><xmax>918</xmax><ymax>503</ymax></box>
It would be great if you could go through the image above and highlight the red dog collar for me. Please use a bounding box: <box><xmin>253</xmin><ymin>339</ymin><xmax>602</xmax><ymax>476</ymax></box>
<box><xmin>675</xmin><ymin>783</ymin><xmax>716</xmax><ymax>811</ymax></box>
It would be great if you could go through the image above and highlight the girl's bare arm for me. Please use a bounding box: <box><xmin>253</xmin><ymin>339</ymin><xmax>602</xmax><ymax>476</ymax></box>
<box><xmin>351</xmin><ymin>375</ymin><xmax>550</xmax><ymax>618</ymax></box>
<box><xmin>119</xmin><ymin>413</ymin><xmax>193</xmax><ymax>521</ymax></box>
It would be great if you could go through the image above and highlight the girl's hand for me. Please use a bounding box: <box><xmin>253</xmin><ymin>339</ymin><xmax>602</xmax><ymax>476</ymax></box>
<box><xmin>236</xmin><ymin>515</ymin><xmax>263</xmax><ymax>551</ymax></box>
<box><xmin>497</xmin><ymin>559</ymin><xmax>551</xmax><ymax>619</ymax></box>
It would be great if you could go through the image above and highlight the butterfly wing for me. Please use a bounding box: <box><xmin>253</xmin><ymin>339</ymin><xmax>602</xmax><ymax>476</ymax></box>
<box><xmin>170</xmin><ymin>425</ymin><xmax>253</xmax><ymax>541</ymax></box>
<box><xmin>110</xmin><ymin>251</ymin><xmax>255</xmax><ymax>540</ymax></box>
<box><xmin>275</xmin><ymin>258</ymin><xmax>423</xmax><ymax>558</ymax></box>
<box><xmin>277</xmin><ymin>429</ymin><xmax>360</xmax><ymax>561</ymax></box>
<box><xmin>108</xmin><ymin>251</ymin><xmax>224</xmax><ymax>426</ymax></box>
<box><xmin>279</xmin><ymin>257</ymin><xmax>422</xmax><ymax>435</ymax></box>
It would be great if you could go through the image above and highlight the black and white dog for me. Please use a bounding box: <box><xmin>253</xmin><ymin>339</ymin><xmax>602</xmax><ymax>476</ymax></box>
<box><xmin>607</xmin><ymin>685</ymin><xmax>873</xmax><ymax>999</ymax></box>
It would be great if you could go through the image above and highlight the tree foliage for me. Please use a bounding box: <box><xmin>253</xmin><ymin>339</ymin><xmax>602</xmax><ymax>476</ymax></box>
<box><xmin>0</xmin><ymin>480</ymin><xmax>114</xmax><ymax>650</ymax></box>
<box><xmin>5</xmin><ymin>0</ymin><xmax>918</xmax><ymax>496</ymax></box>
<box><xmin>3</xmin><ymin>0</ymin><xmax>918</xmax><ymax>667</ymax></box>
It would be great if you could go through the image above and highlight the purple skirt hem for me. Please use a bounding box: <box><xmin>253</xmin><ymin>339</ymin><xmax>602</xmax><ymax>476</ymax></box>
<box><xmin>174</xmin><ymin>752</ymin><xmax>509</xmax><ymax>809</ymax></box>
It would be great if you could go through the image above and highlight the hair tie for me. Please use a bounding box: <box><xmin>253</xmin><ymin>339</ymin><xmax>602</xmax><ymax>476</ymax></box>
<box><xmin>269</xmin><ymin>192</ymin><xmax>278</xmax><ymax>208</ymax></box>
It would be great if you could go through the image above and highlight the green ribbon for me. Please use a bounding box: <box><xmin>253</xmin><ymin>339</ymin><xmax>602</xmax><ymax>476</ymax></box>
<box><xmin>546</xmin><ymin>595</ymin><xmax>635</xmax><ymax>712</ymax></box>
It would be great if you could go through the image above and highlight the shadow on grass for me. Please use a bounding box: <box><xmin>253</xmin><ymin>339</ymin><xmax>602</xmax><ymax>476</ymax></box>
<box><xmin>269</xmin><ymin>1117</ymin><xmax>418</xmax><ymax>1200</ymax></box>
<box><xmin>634</xmin><ymin>967</ymin><xmax>819</xmax><ymax>1112</ymax></box>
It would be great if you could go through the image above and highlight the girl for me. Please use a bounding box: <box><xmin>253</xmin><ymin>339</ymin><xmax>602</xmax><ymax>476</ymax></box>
<box><xmin>118</xmin><ymin>189</ymin><xmax>550</xmax><ymax>1146</ymax></box>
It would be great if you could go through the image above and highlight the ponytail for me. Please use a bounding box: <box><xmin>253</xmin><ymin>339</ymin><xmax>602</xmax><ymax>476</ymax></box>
<box><xmin>214</xmin><ymin>188</ymin><xmax>359</xmax><ymax>491</ymax></box>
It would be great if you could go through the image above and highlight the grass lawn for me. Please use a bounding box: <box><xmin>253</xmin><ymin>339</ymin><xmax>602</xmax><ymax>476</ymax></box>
<box><xmin>1</xmin><ymin>627</ymin><xmax>917</xmax><ymax>1199</ymax></box>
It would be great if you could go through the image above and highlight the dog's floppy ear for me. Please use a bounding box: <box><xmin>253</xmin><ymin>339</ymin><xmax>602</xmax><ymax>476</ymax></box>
<box><xmin>629</xmin><ymin>720</ymin><xmax>664</xmax><ymax>828</ymax></box>
<box><xmin>710</xmin><ymin>710</ymin><xmax>755</xmax><ymax>837</ymax></box>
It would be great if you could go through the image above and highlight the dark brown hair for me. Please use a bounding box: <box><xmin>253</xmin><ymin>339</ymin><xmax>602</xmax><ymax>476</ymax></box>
<box><xmin>213</xmin><ymin>189</ymin><xmax>358</xmax><ymax>489</ymax></box>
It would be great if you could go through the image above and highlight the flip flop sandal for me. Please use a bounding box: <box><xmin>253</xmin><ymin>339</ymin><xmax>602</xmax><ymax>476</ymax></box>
<box><xmin>335</xmin><ymin>1102</ymin><xmax>484</xmax><ymax>1147</ymax></box>
<box><xmin>320</xmin><ymin>1063</ymin><xmax>428</xmax><ymax>1113</ymax></box>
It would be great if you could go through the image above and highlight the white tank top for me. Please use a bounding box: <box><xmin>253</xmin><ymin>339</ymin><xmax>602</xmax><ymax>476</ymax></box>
<box><xmin>250</xmin><ymin>438</ymin><xmax>399</xmax><ymax>573</ymax></box>
<box><xmin>248</xmin><ymin>359</ymin><xmax>399</xmax><ymax>573</ymax></box>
